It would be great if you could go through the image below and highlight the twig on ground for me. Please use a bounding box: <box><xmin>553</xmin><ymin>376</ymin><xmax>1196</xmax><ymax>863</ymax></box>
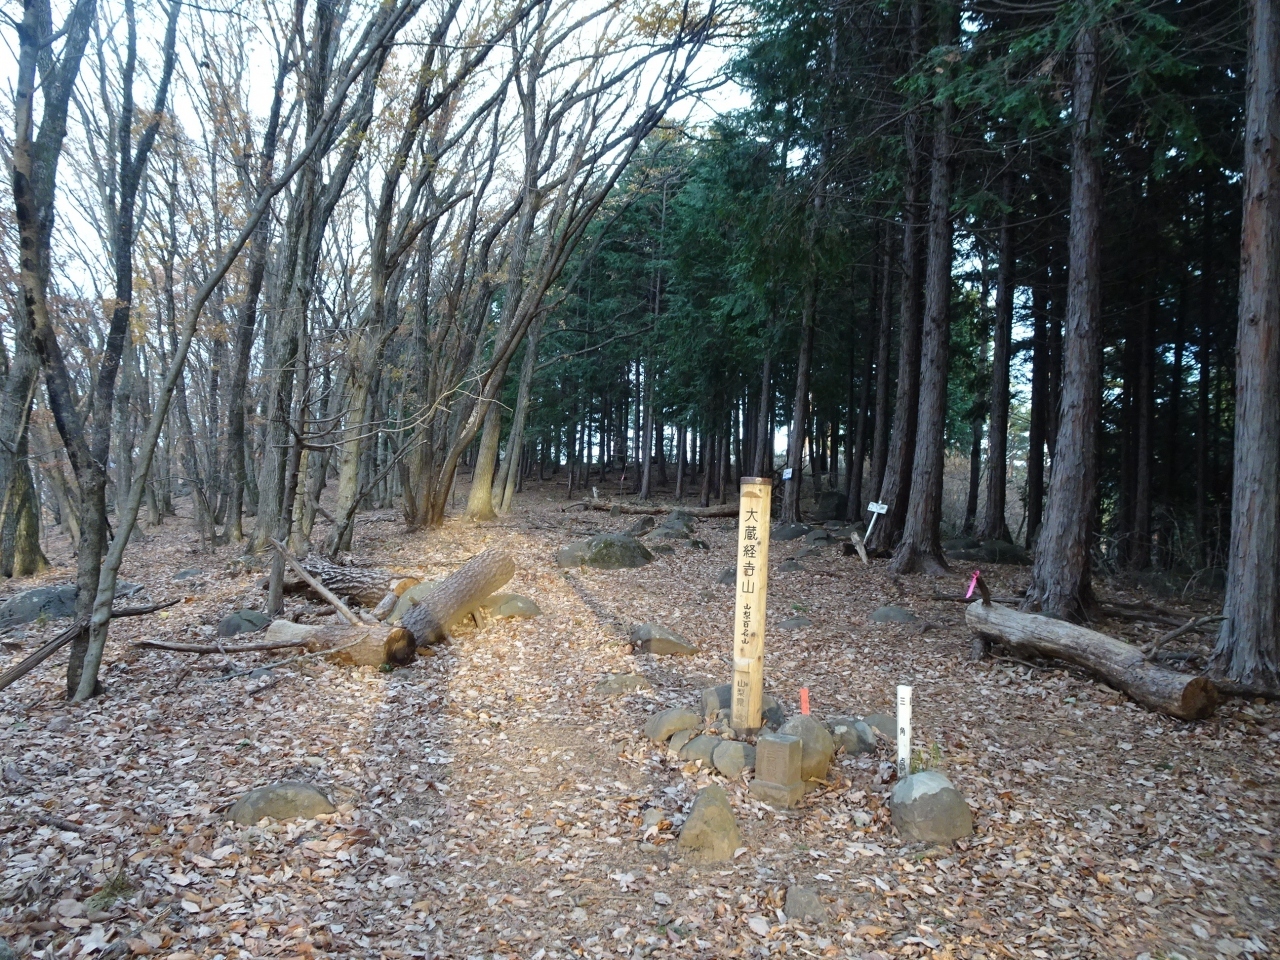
<box><xmin>203</xmin><ymin>637</ymin><xmax>365</xmax><ymax>683</ymax></box>
<box><xmin>1145</xmin><ymin>614</ymin><xmax>1224</xmax><ymax>661</ymax></box>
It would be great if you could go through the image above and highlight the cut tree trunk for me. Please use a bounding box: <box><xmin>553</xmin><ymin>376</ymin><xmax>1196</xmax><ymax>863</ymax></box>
<box><xmin>262</xmin><ymin>619</ymin><xmax>415</xmax><ymax>668</ymax></box>
<box><xmin>966</xmin><ymin>601</ymin><xmax>1218</xmax><ymax>720</ymax></box>
<box><xmin>400</xmin><ymin>549</ymin><xmax>515</xmax><ymax>647</ymax></box>
<box><xmin>267</xmin><ymin>555</ymin><xmax>391</xmax><ymax>607</ymax></box>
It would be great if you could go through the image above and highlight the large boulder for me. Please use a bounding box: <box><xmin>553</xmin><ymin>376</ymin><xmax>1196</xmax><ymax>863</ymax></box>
<box><xmin>630</xmin><ymin>623</ymin><xmax>699</xmax><ymax>656</ymax></box>
<box><xmin>227</xmin><ymin>781</ymin><xmax>335</xmax><ymax>824</ymax></box>
<box><xmin>216</xmin><ymin>609</ymin><xmax>271</xmax><ymax>638</ymax></box>
<box><xmin>677</xmin><ymin>785</ymin><xmax>741</xmax><ymax>862</ymax></box>
<box><xmin>679</xmin><ymin>734</ymin><xmax>720</xmax><ymax>767</ymax></box>
<box><xmin>889</xmin><ymin>771</ymin><xmax>973</xmax><ymax>843</ymax></box>
<box><xmin>0</xmin><ymin>582</ymin><xmax>142</xmax><ymax>628</ymax></box>
<box><xmin>778</xmin><ymin>715</ymin><xmax>834</xmax><ymax>789</ymax></box>
<box><xmin>644</xmin><ymin>707</ymin><xmax>700</xmax><ymax>744</ymax></box>
<box><xmin>556</xmin><ymin>534</ymin><xmax>653</xmax><ymax>569</ymax></box>
<box><xmin>628</xmin><ymin>515</ymin><xmax>657</xmax><ymax>535</ymax></box>
<box><xmin>810</xmin><ymin>490</ymin><xmax>848</xmax><ymax>523</ymax></box>
<box><xmin>773</xmin><ymin>523</ymin><xmax>810</xmax><ymax>541</ymax></box>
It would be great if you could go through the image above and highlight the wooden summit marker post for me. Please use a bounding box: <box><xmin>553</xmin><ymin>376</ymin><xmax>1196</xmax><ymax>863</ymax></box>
<box><xmin>731</xmin><ymin>477</ymin><xmax>772</xmax><ymax>733</ymax></box>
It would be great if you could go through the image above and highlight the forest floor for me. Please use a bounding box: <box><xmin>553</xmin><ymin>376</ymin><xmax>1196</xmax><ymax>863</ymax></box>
<box><xmin>1</xmin><ymin>481</ymin><xmax>1277</xmax><ymax>960</ymax></box>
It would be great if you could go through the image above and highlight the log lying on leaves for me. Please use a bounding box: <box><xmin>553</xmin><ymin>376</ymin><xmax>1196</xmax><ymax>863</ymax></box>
<box><xmin>966</xmin><ymin>601</ymin><xmax>1218</xmax><ymax>720</ymax></box>
<box><xmin>262</xmin><ymin>620</ymin><xmax>415</xmax><ymax>668</ymax></box>
<box><xmin>564</xmin><ymin>500</ymin><xmax>740</xmax><ymax>518</ymax></box>
<box><xmin>400</xmin><ymin>550</ymin><xmax>514</xmax><ymax>646</ymax></box>
<box><xmin>264</xmin><ymin>554</ymin><xmax>391</xmax><ymax>606</ymax></box>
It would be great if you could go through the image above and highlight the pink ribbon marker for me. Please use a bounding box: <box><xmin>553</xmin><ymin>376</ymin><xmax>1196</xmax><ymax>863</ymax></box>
<box><xmin>966</xmin><ymin>569</ymin><xmax>981</xmax><ymax>599</ymax></box>
<box><xmin>799</xmin><ymin>688</ymin><xmax>810</xmax><ymax>715</ymax></box>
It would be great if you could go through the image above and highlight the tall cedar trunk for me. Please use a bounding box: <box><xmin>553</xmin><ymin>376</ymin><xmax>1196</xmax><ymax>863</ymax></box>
<box><xmin>890</xmin><ymin>3</ymin><xmax>956</xmax><ymax>576</ymax></box>
<box><xmin>1025</xmin><ymin>22</ymin><xmax>1104</xmax><ymax>621</ymax></box>
<box><xmin>752</xmin><ymin>354</ymin><xmax>772</xmax><ymax>478</ymax></box>
<box><xmin>698</xmin><ymin>431</ymin><xmax>712</xmax><ymax>508</ymax></box>
<box><xmin>782</xmin><ymin>280</ymin><xmax>816</xmax><ymax>524</ymax></box>
<box><xmin>1195</xmin><ymin>199</ymin><xmax>1214</xmax><ymax>560</ymax></box>
<box><xmin>1212</xmin><ymin>0</ymin><xmax>1280</xmax><ymax>691</ymax></box>
<box><xmin>674</xmin><ymin>424</ymin><xmax>687</xmax><ymax>499</ymax></box>
<box><xmin>1026</xmin><ymin>256</ymin><xmax>1050</xmax><ymax>546</ymax></box>
<box><xmin>980</xmin><ymin>171</ymin><xmax>1014</xmax><ymax>541</ymax></box>
<box><xmin>963</xmin><ymin>413</ymin><xmax>983</xmax><ymax>536</ymax></box>
<box><xmin>1132</xmin><ymin>294</ymin><xmax>1154</xmax><ymax>569</ymax></box>
<box><xmin>869</xmin><ymin>231</ymin><xmax>894</xmax><ymax>503</ymax></box>
<box><xmin>867</xmin><ymin>0</ymin><xmax>925</xmax><ymax>552</ymax></box>
<box><xmin>848</xmin><ymin>260</ymin><xmax>876</xmax><ymax>516</ymax></box>
<box><xmin>639</xmin><ymin>366</ymin><xmax>654</xmax><ymax>499</ymax></box>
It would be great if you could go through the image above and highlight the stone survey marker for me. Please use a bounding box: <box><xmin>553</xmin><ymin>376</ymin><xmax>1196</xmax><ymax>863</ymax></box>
<box><xmin>749</xmin><ymin>732</ymin><xmax>804</xmax><ymax>808</ymax></box>
<box><xmin>731</xmin><ymin>477</ymin><xmax>772</xmax><ymax>732</ymax></box>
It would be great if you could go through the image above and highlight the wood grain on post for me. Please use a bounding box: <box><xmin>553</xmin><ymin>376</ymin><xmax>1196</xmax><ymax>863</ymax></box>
<box><xmin>965</xmin><ymin>601</ymin><xmax>1218</xmax><ymax>720</ymax></box>
<box><xmin>731</xmin><ymin>478</ymin><xmax>772</xmax><ymax>733</ymax></box>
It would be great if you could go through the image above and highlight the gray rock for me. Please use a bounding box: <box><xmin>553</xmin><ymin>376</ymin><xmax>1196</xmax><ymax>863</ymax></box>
<box><xmin>481</xmin><ymin>593</ymin><xmax>541</xmax><ymax>618</ymax></box>
<box><xmin>679</xmin><ymin>734</ymin><xmax>720</xmax><ymax>767</ymax></box>
<box><xmin>595</xmin><ymin>673</ymin><xmax>652</xmax><ymax>696</ymax></box>
<box><xmin>0</xmin><ymin>582</ymin><xmax>141</xmax><ymax>628</ymax></box>
<box><xmin>216</xmin><ymin>609</ymin><xmax>271</xmax><ymax>638</ymax></box>
<box><xmin>227</xmin><ymin>781</ymin><xmax>335</xmax><ymax>824</ymax></box>
<box><xmin>794</xmin><ymin>546</ymin><xmax>822</xmax><ymax>559</ymax></box>
<box><xmin>668</xmin><ymin>729</ymin><xmax>696</xmax><ymax>755</ymax></box>
<box><xmin>712</xmin><ymin>740</ymin><xmax>756</xmax><ymax>778</ymax></box>
<box><xmin>810</xmin><ymin>490</ymin><xmax>848</xmax><ymax>523</ymax></box>
<box><xmin>689</xmin><ymin>539</ymin><xmax>710</xmax><ymax>550</ymax></box>
<box><xmin>778</xmin><ymin>715</ymin><xmax>835</xmax><ymax>788</ymax></box>
<box><xmin>649</xmin><ymin>525</ymin><xmax>690</xmax><ymax>540</ymax></box>
<box><xmin>677</xmin><ymin>784</ymin><xmax>741</xmax><ymax>862</ymax></box>
<box><xmin>773</xmin><ymin>523</ymin><xmax>811</xmax><ymax>541</ymax></box>
<box><xmin>944</xmin><ymin>539</ymin><xmax>1031</xmax><ymax>566</ymax></box>
<box><xmin>889</xmin><ymin>771</ymin><xmax>974</xmax><ymax>843</ymax></box>
<box><xmin>777</xmin><ymin>615</ymin><xmax>812</xmax><ymax>630</ymax></box>
<box><xmin>761</xmin><ymin>693</ymin><xmax>786</xmax><ymax>730</ymax></box>
<box><xmin>829</xmin><ymin>716</ymin><xmax>876</xmax><ymax>755</ymax></box>
<box><xmin>556</xmin><ymin>534</ymin><xmax>654</xmax><ymax>569</ymax></box>
<box><xmin>783</xmin><ymin>885</ymin><xmax>828</xmax><ymax>924</ymax></box>
<box><xmin>388</xmin><ymin>580</ymin><xmax>440</xmax><ymax>623</ymax></box>
<box><xmin>777</xmin><ymin>559</ymin><xmax>804</xmax><ymax>573</ymax></box>
<box><xmin>644</xmin><ymin>706</ymin><xmax>700</xmax><ymax>744</ymax></box>
<box><xmin>650</xmin><ymin>543</ymin><xmax>675</xmax><ymax>555</ymax></box>
<box><xmin>862</xmin><ymin>713</ymin><xmax>895</xmax><ymax>740</ymax></box>
<box><xmin>642</xmin><ymin>807</ymin><xmax>666</xmax><ymax>829</ymax></box>
<box><xmin>941</xmin><ymin>537</ymin><xmax>982</xmax><ymax>552</ymax></box>
<box><xmin>45</xmin><ymin>715</ymin><xmax>72</xmax><ymax>733</ymax></box>
<box><xmin>630</xmin><ymin>623</ymin><xmax>699</xmax><ymax>656</ymax></box>
<box><xmin>717</xmin><ymin>567</ymin><xmax>736</xmax><ymax>586</ymax></box>
<box><xmin>0</xmin><ymin>937</ymin><xmax>15</xmax><ymax>960</ymax></box>
<box><xmin>664</xmin><ymin>511</ymin><xmax>696</xmax><ymax>534</ymax></box>
<box><xmin>701</xmin><ymin>683</ymin><xmax>732</xmax><ymax>719</ymax></box>
<box><xmin>803</xmin><ymin>528</ymin><xmax>833</xmax><ymax>544</ymax></box>
<box><xmin>173</xmin><ymin>568</ymin><xmax>204</xmax><ymax>581</ymax></box>
<box><xmin>869</xmin><ymin>604</ymin><xmax>918</xmax><ymax>623</ymax></box>
<box><xmin>629</xmin><ymin>515</ymin><xmax>657</xmax><ymax>535</ymax></box>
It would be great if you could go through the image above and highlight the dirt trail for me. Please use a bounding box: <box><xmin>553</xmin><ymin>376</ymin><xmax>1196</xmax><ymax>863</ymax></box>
<box><xmin>1</xmin><ymin>491</ymin><xmax>1277</xmax><ymax>960</ymax></box>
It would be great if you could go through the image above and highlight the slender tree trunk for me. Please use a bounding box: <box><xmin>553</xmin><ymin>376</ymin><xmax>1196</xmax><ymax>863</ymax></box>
<box><xmin>752</xmin><ymin>354</ymin><xmax>772</xmax><ymax>478</ymax></box>
<box><xmin>498</xmin><ymin>317</ymin><xmax>542</xmax><ymax>513</ymax></box>
<box><xmin>980</xmin><ymin>172</ymin><xmax>1014</xmax><ymax>541</ymax></box>
<box><xmin>639</xmin><ymin>365</ymin><xmax>654</xmax><ymax>499</ymax></box>
<box><xmin>465</xmin><ymin>403</ymin><xmax>502</xmax><ymax>520</ymax></box>
<box><xmin>1026</xmin><ymin>255</ymin><xmax>1050</xmax><ymax>548</ymax></box>
<box><xmin>1212</xmin><ymin>0</ymin><xmax>1280</xmax><ymax>690</ymax></box>
<box><xmin>891</xmin><ymin>2</ymin><xmax>957</xmax><ymax>575</ymax></box>
<box><xmin>1132</xmin><ymin>295</ymin><xmax>1154</xmax><ymax>569</ymax></box>
<box><xmin>848</xmin><ymin>267</ymin><xmax>875</xmax><ymax>517</ymax></box>
<box><xmin>782</xmin><ymin>280</ymin><xmax>816</xmax><ymax>524</ymax></box>
<box><xmin>869</xmin><ymin>231</ymin><xmax>894</xmax><ymax>504</ymax></box>
<box><xmin>1025</xmin><ymin>22</ymin><xmax>1105</xmax><ymax>620</ymax></box>
<box><xmin>675</xmin><ymin>424</ymin><xmax>687</xmax><ymax>499</ymax></box>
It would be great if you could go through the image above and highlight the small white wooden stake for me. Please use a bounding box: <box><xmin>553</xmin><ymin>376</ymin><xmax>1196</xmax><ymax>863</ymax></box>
<box><xmin>866</xmin><ymin>501</ymin><xmax>889</xmax><ymax>540</ymax></box>
<box><xmin>896</xmin><ymin>684</ymin><xmax>913</xmax><ymax>779</ymax></box>
<box><xmin>731</xmin><ymin>477</ymin><xmax>772</xmax><ymax>733</ymax></box>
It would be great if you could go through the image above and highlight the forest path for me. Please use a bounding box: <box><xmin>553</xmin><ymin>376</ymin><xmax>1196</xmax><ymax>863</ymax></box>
<box><xmin>0</xmin><ymin>488</ymin><xmax>1277</xmax><ymax>960</ymax></box>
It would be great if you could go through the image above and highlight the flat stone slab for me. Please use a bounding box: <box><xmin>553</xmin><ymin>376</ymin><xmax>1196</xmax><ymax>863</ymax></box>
<box><xmin>777</xmin><ymin>559</ymin><xmax>804</xmax><ymax>573</ymax></box>
<box><xmin>773</xmin><ymin>523</ymin><xmax>811</xmax><ymax>541</ymax></box>
<box><xmin>0</xmin><ymin>582</ymin><xmax>141</xmax><ymax>628</ymax></box>
<box><xmin>556</xmin><ymin>534</ymin><xmax>653</xmax><ymax>569</ymax></box>
<box><xmin>595</xmin><ymin>673</ymin><xmax>652</xmax><ymax>696</ymax></box>
<box><xmin>227</xmin><ymin>781</ymin><xmax>335</xmax><ymax>824</ymax></box>
<box><xmin>869</xmin><ymin>604</ymin><xmax>918</xmax><ymax>623</ymax></box>
<box><xmin>777</xmin><ymin>615</ymin><xmax>812</xmax><ymax>630</ymax></box>
<box><xmin>481</xmin><ymin>593</ymin><xmax>542</xmax><ymax>618</ymax></box>
<box><xmin>630</xmin><ymin>623</ymin><xmax>699</xmax><ymax>656</ymax></box>
<box><xmin>644</xmin><ymin>706</ymin><xmax>700</xmax><ymax>744</ymax></box>
<box><xmin>678</xmin><ymin>784</ymin><xmax>741</xmax><ymax>862</ymax></box>
<box><xmin>784</xmin><ymin>885</ymin><xmax>828</xmax><ymax>924</ymax></box>
<box><xmin>889</xmin><ymin>771</ymin><xmax>974</xmax><ymax>843</ymax></box>
<box><xmin>217</xmin><ymin>609</ymin><xmax>271</xmax><ymax>638</ymax></box>
<box><xmin>712</xmin><ymin>740</ymin><xmax>755</xmax><ymax>778</ymax></box>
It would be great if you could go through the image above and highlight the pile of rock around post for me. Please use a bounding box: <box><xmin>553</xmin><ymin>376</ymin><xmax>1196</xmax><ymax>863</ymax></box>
<box><xmin>642</xmin><ymin>686</ymin><xmax>974</xmax><ymax>857</ymax></box>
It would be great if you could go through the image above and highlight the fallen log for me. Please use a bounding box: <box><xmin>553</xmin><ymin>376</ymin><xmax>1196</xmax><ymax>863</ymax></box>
<box><xmin>262</xmin><ymin>552</ymin><xmax>391</xmax><ymax>606</ymax></box>
<box><xmin>400</xmin><ymin>550</ymin><xmax>514</xmax><ymax>647</ymax></box>
<box><xmin>965</xmin><ymin>601</ymin><xmax>1218</xmax><ymax>720</ymax></box>
<box><xmin>564</xmin><ymin>500</ymin><xmax>740</xmax><ymax>518</ymax></box>
<box><xmin>262</xmin><ymin>619</ymin><xmax>415</xmax><ymax>668</ymax></box>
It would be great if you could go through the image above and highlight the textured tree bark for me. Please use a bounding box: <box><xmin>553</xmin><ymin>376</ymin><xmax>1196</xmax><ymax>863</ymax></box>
<box><xmin>1024</xmin><ymin>22</ymin><xmax>1105</xmax><ymax>621</ymax></box>
<box><xmin>752</xmin><ymin>354</ymin><xmax>772</xmax><ymax>479</ymax></box>
<box><xmin>867</xmin><ymin>0</ymin><xmax>925</xmax><ymax>553</ymax></box>
<box><xmin>980</xmin><ymin>173</ymin><xmax>1014</xmax><ymax>542</ymax></box>
<box><xmin>401</xmin><ymin>550</ymin><xmax>515</xmax><ymax>647</ymax></box>
<box><xmin>262</xmin><ymin>620</ymin><xmax>416</xmax><ymax>668</ymax></box>
<box><xmin>891</xmin><ymin>2</ymin><xmax>957</xmax><ymax>576</ymax></box>
<box><xmin>1132</xmin><ymin>295</ymin><xmax>1155</xmax><ymax>570</ymax></box>
<box><xmin>1212</xmin><ymin>0</ymin><xmax>1280</xmax><ymax>692</ymax></box>
<box><xmin>966</xmin><ymin>602</ymin><xmax>1218</xmax><ymax>720</ymax></box>
<box><xmin>465</xmin><ymin>403</ymin><xmax>503</xmax><ymax>521</ymax></box>
<box><xmin>869</xmin><ymin>232</ymin><xmax>894</xmax><ymax>504</ymax></box>
<box><xmin>498</xmin><ymin>317</ymin><xmax>542</xmax><ymax>514</ymax></box>
<box><xmin>781</xmin><ymin>280</ymin><xmax>816</xmax><ymax>524</ymax></box>
<box><xmin>1026</xmin><ymin>257</ymin><xmax>1050</xmax><ymax>548</ymax></box>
